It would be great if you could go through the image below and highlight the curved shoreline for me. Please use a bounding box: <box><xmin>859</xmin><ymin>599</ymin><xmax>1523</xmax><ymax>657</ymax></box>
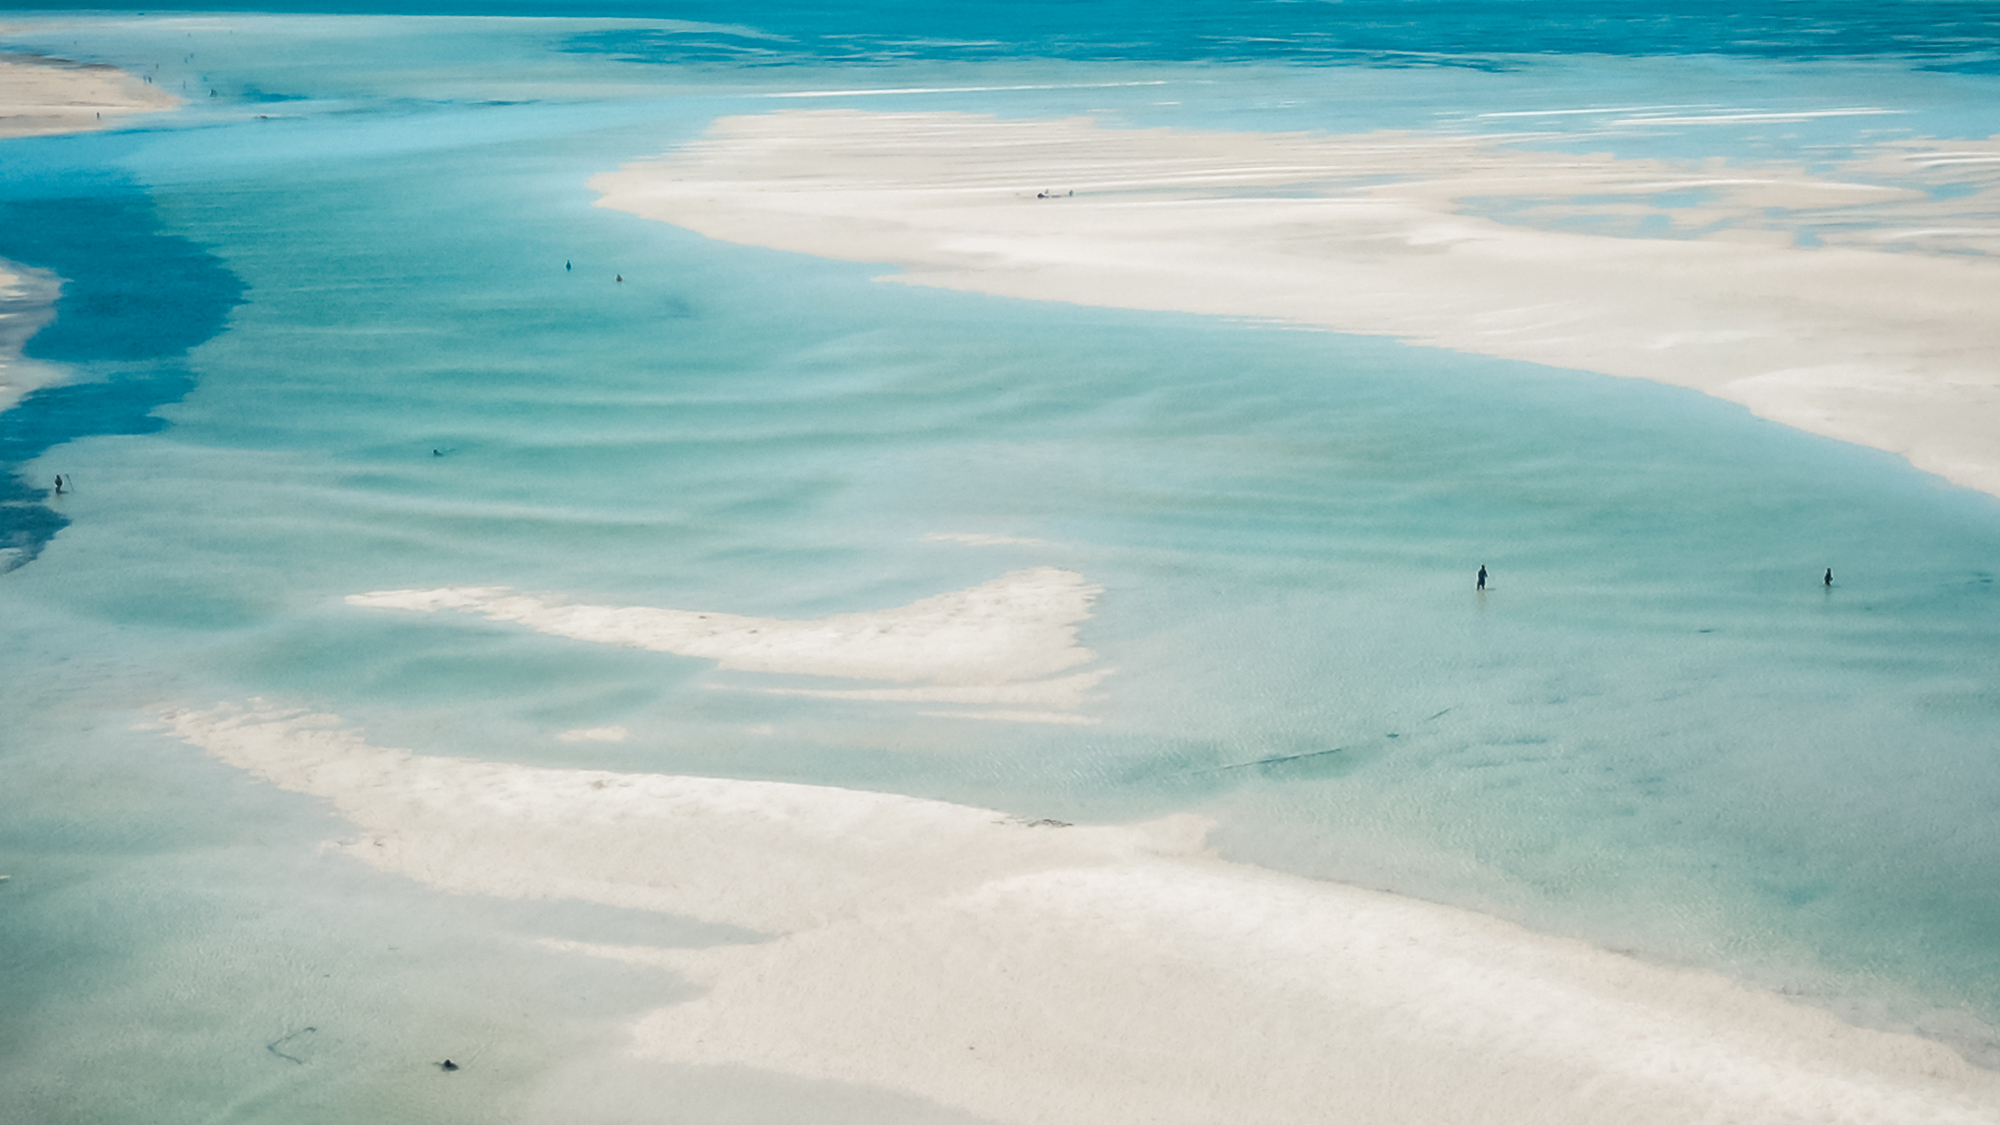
<box><xmin>593</xmin><ymin>109</ymin><xmax>2000</xmax><ymax>502</ymax></box>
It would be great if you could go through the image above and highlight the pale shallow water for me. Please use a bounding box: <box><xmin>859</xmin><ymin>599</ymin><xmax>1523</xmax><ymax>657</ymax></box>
<box><xmin>4</xmin><ymin>9</ymin><xmax>2000</xmax><ymax>1122</ymax></box>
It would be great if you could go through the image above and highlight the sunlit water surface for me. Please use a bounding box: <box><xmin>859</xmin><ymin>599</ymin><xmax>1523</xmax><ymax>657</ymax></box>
<box><xmin>4</xmin><ymin>10</ymin><xmax>2000</xmax><ymax>1122</ymax></box>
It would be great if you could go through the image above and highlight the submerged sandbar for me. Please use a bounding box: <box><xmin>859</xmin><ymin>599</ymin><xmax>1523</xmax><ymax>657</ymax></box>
<box><xmin>595</xmin><ymin>109</ymin><xmax>2000</xmax><ymax>500</ymax></box>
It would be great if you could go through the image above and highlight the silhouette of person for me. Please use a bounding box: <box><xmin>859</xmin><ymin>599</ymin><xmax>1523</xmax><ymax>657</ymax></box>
<box><xmin>615</xmin><ymin>274</ymin><xmax>623</xmax><ymax>283</ymax></box>
<box><xmin>1477</xmin><ymin>565</ymin><xmax>1487</xmax><ymax>591</ymax></box>
<box><xmin>1824</xmin><ymin>568</ymin><xmax>1833</xmax><ymax>587</ymax></box>
<box><xmin>565</xmin><ymin>260</ymin><xmax>571</xmax><ymax>271</ymax></box>
<box><xmin>52</xmin><ymin>475</ymin><xmax>63</xmax><ymax>495</ymax></box>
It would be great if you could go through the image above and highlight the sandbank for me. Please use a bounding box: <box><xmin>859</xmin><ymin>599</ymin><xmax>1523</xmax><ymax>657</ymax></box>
<box><xmin>0</xmin><ymin>259</ymin><xmax>63</xmax><ymax>417</ymax></box>
<box><xmin>594</xmin><ymin>110</ymin><xmax>2000</xmax><ymax>500</ymax></box>
<box><xmin>348</xmin><ymin>568</ymin><xmax>1108</xmax><ymax>722</ymax></box>
<box><xmin>162</xmin><ymin>701</ymin><xmax>2000</xmax><ymax>1125</ymax></box>
<box><xmin>0</xmin><ymin>52</ymin><xmax>179</xmax><ymax>139</ymax></box>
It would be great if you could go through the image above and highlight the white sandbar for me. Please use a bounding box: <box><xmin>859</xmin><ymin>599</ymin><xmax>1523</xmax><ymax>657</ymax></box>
<box><xmin>593</xmin><ymin>110</ymin><xmax>2000</xmax><ymax>499</ymax></box>
<box><xmin>0</xmin><ymin>259</ymin><xmax>63</xmax><ymax>417</ymax></box>
<box><xmin>0</xmin><ymin>52</ymin><xmax>179</xmax><ymax>138</ymax></box>
<box><xmin>348</xmin><ymin>568</ymin><xmax>1107</xmax><ymax>720</ymax></box>
<box><xmin>162</xmin><ymin>701</ymin><xmax>2000</xmax><ymax>1125</ymax></box>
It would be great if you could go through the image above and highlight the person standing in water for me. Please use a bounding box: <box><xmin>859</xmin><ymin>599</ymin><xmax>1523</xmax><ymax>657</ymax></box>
<box><xmin>1824</xmin><ymin>568</ymin><xmax>1833</xmax><ymax>587</ymax></box>
<box><xmin>1477</xmin><ymin>565</ymin><xmax>1487</xmax><ymax>591</ymax></box>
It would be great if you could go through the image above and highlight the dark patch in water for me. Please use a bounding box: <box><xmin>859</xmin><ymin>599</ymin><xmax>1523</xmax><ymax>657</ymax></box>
<box><xmin>1192</xmin><ymin>743</ymin><xmax>1348</xmax><ymax>775</ymax></box>
<box><xmin>266</xmin><ymin>1026</ymin><xmax>317</xmax><ymax>1065</ymax></box>
<box><xmin>0</xmin><ymin>194</ymin><xmax>243</xmax><ymax>571</ymax></box>
<box><xmin>1</xmin><ymin>196</ymin><xmax>241</xmax><ymax>362</ymax></box>
<box><xmin>238</xmin><ymin>88</ymin><xmax>311</xmax><ymax>103</ymax></box>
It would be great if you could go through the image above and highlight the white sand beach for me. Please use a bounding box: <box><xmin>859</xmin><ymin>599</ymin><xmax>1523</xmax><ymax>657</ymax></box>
<box><xmin>594</xmin><ymin>110</ymin><xmax>2000</xmax><ymax>499</ymax></box>
<box><xmin>162</xmin><ymin>701</ymin><xmax>2000</xmax><ymax>1124</ymax></box>
<box><xmin>0</xmin><ymin>51</ymin><xmax>179</xmax><ymax>139</ymax></box>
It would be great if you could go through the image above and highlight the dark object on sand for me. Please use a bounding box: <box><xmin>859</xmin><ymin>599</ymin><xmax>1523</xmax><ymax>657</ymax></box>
<box><xmin>1476</xmin><ymin>565</ymin><xmax>1487</xmax><ymax>591</ymax></box>
<box><xmin>1824</xmin><ymin>568</ymin><xmax>1834</xmax><ymax>587</ymax></box>
<box><xmin>439</xmin><ymin>1059</ymin><xmax>460</xmax><ymax>1072</ymax></box>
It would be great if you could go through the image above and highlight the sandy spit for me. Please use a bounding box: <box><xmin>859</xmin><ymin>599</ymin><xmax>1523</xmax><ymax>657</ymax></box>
<box><xmin>594</xmin><ymin>110</ymin><xmax>2000</xmax><ymax>501</ymax></box>
<box><xmin>0</xmin><ymin>52</ymin><xmax>179</xmax><ymax>139</ymax></box>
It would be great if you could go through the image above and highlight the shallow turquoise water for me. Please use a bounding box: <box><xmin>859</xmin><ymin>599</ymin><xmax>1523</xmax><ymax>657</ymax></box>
<box><xmin>4</xmin><ymin>11</ymin><xmax>2000</xmax><ymax>1121</ymax></box>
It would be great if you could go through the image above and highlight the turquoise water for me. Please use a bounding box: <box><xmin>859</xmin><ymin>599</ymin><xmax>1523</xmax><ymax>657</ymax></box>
<box><xmin>5</xmin><ymin>10</ymin><xmax>2000</xmax><ymax>1121</ymax></box>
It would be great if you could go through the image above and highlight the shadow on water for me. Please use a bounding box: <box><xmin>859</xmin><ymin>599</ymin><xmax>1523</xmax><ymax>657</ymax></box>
<box><xmin>0</xmin><ymin>193</ymin><xmax>243</xmax><ymax>571</ymax></box>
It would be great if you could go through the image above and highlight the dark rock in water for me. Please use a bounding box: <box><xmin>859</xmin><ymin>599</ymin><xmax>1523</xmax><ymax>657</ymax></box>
<box><xmin>439</xmin><ymin>1059</ymin><xmax>459</xmax><ymax>1072</ymax></box>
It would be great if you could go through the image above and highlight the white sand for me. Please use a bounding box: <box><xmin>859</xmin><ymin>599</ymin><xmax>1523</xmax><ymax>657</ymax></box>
<box><xmin>0</xmin><ymin>52</ymin><xmax>179</xmax><ymax>139</ymax></box>
<box><xmin>348</xmin><ymin>568</ymin><xmax>1107</xmax><ymax>721</ymax></box>
<box><xmin>161</xmin><ymin>701</ymin><xmax>2000</xmax><ymax>1125</ymax></box>
<box><xmin>0</xmin><ymin>260</ymin><xmax>64</xmax><ymax>417</ymax></box>
<box><xmin>594</xmin><ymin>110</ymin><xmax>2000</xmax><ymax>499</ymax></box>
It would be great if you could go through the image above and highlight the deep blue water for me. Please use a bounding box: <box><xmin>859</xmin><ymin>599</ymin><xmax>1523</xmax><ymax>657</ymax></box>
<box><xmin>11</xmin><ymin>1</ymin><xmax>2000</xmax><ymax>68</ymax></box>
<box><xmin>0</xmin><ymin>192</ymin><xmax>240</xmax><ymax>567</ymax></box>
